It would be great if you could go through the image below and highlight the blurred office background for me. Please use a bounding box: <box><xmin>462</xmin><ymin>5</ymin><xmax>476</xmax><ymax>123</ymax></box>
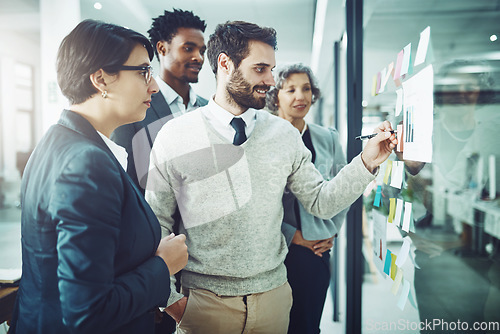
<box><xmin>1</xmin><ymin>0</ymin><xmax>499</xmax><ymax>333</ymax></box>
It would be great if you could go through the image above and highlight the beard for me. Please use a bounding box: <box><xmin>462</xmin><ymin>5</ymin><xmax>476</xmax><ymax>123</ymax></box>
<box><xmin>226</xmin><ymin>68</ymin><xmax>268</xmax><ymax>110</ymax></box>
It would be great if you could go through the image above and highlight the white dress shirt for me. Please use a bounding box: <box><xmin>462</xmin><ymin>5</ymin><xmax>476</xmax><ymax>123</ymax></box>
<box><xmin>97</xmin><ymin>131</ymin><xmax>128</xmax><ymax>171</ymax></box>
<box><xmin>156</xmin><ymin>75</ymin><xmax>199</xmax><ymax>118</ymax></box>
<box><xmin>201</xmin><ymin>97</ymin><xmax>257</xmax><ymax>143</ymax></box>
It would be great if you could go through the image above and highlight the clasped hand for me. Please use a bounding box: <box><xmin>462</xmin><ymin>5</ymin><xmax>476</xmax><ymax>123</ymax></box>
<box><xmin>291</xmin><ymin>230</ymin><xmax>335</xmax><ymax>257</ymax></box>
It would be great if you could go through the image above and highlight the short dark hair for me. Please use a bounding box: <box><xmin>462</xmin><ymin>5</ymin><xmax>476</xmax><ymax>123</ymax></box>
<box><xmin>57</xmin><ymin>19</ymin><xmax>154</xmax><ymax>105</ymax></box>
<box><xmin>207</xmin><ymin>21</ymin><xmax>277</xmax><ymax>75</ymax></box>
<box><xmin>266</xmin><ymin>63</ymin><xmax>321</xmax><ymax>113</ymax></box>
<box><xmin>148</xmin><ymin>8</ymin><xmax>206</xmax><ymax>60</ymax></box>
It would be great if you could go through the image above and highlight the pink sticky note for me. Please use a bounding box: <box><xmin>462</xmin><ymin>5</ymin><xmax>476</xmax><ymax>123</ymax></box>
<box><xmin>393</xmin><ymin>49</ymin><xmax>404</xmax><ymax>80</ymax></box>
<box><xmin>376</xmin><ymin>71</ymin><xmax>382</xmax><ymax>95</ymax></box>
<box><xmin>396</xmin><ymin>124</ymin><xmax>403</xmax><ymax>152</ymax></box>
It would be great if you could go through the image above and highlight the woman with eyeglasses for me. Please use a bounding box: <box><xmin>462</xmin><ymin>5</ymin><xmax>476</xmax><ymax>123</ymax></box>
<box><xmin>10</xmin><ymin>20</ymin><xmax>188</xmax><ymax>334</ymax></box>
<box><xmin>266</xmin><ymin>63</ymin><xmax>347</xmax><ymax>334</ymax></box>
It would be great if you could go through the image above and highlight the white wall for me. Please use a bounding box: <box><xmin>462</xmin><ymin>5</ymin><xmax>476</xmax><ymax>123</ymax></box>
<box><xmin>0</xmin><ymin>31</ymin><xmax>41</xmax><ymax>200</ymax></box>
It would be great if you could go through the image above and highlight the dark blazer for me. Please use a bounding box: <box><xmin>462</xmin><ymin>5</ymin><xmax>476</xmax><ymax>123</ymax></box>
<box><xmin>111</xmin><ymin>91</ymin><xmax>208</xmax><ymax>192</ymax></box>
<box><xmin>282</xmin><ymin>124</ymin><xmax>347</xmax><ymax>244</ymax></box>
<box><xmin>10</xmin><ymin>110</ymin><xmax>171</xmax><ymax>334</ymax></box>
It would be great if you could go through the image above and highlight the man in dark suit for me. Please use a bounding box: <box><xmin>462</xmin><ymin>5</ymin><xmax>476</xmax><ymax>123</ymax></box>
<box><xmin>112</xmin><ymin>9</ymin><xmax>207</xmax><ymax>192</ymax></box>
<box><xmin>110</xmin><ymin>9</ymin><xmax>207</xmax><ymax>334</ymax></box>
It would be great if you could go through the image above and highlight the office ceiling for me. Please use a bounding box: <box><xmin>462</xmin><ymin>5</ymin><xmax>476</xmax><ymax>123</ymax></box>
<box><xmin>77</xmin><ymin>0</ymin><xmax>318</xmax><ymax>65</ymax></box>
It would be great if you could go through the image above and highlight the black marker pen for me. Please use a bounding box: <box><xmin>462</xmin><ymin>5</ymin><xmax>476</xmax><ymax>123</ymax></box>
<box><xmin>355</xmin><ymin>130</ymin><xmax>396</xmax><ymax>140</ymax></box>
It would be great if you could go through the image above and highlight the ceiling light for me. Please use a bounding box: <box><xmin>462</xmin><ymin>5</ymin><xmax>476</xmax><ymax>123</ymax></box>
<box><xmin>94</xmin><ymin>2</ymin><xmax>102</xmax><ymax>10</ymax></box>
<box><xmin>490</xmin><ymin>34</ymin><xmax>497</xmax><ymax>42</ymax></box>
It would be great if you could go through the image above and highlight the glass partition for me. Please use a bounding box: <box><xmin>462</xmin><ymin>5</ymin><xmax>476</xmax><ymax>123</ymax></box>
<box><xmin>361</xmin><ymin>1</ymin><xmax>500</xmax><ymax>332</ymax></box>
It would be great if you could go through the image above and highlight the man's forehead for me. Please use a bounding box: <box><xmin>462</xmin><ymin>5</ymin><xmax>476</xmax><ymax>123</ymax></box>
<box><xmin>171</xmin><ymin>27</ymin><xmax>205</xmax><ymax>43</ymax></box>
<box><xmin>242</xmin><ymin>40</ymin><xmax>276</xmax><ymax>66</ymax></box>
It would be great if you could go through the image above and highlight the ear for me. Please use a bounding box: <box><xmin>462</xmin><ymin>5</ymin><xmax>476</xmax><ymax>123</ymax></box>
<box><xmin>157</xmin><ymin>41</ymin><xmax>168</xmax><ymax>56</ymax></box>
<box><xmin>89</xmin><ymin>69</ymin><xmax>108</xmax><ymax>95</ymax></box>
<box><xmin>217</xmin><ymin>53</ymin><xmax>234</xmax><ymax>75</ymax></box>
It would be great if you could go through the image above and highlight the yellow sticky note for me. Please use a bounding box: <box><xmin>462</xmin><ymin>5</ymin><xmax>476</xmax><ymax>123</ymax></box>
<box><xmin>390</xmin><ymin>253</ymin><xmax>397</xmax><ymax>280</ymax></box>
<box><xmin>391</xmin><ymin>267</ymin><xmax>404</xmax><ymax>295</ymax></box>
<box><xmin>388</xmin><ymin>198</ymin><xmax>396</xmax><ymax>223</ymax></box>
<box><xmin>383</xmin><ymin>160</ymin><xmax>393</xmax><ymax>184</ymax></box>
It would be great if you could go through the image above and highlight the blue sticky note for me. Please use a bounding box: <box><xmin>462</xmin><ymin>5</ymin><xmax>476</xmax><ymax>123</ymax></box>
<box><xmin>409</xmin><ymin>210</ymin><xmax>415</xmax><ymax>233</ymax></box>
<box><xmin>383</xmin><ymin>249</ymin><xmax>392</xmax><ymax>276</ymax></box>
<box><xmin>408</xmin><ymin>287</ymin><xmax>417</xmax><ymax>309</ymax></box>
<box><xmin>407</xmin><ymin>52</ymin><xmax>413</xmax><ymax>75</ymax></box>
<box><xmin>373</xmin><ymin>185</ymin><xmax>382</xmax><ymax>207</ymax></box>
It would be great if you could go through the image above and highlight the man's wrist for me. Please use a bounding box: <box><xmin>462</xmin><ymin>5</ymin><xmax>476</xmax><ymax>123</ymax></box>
<box><xmin>360</xmin><ymin>153</ymin><xmax>377</xmax><ymax>174</ymax></box>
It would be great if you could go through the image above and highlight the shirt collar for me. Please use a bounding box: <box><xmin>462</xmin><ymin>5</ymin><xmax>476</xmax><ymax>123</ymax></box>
<box><xmin>208</xmin><ymin>96</ymin><xmax>256</xmax><ymax>128</ymax></box>
<box><xmin>96</xmin><ymin>131</ymin><xmax>128</xmax><ymax>171</ymax></box>
<box><xmin>156</xmin><ymin>75</ymin><xmax>198</xmax><ymax>107</ymax></box>
<box><xmin>300</xmin><ymin>122</ymin><xmax>308</xmax><ymax>136</ymax></box>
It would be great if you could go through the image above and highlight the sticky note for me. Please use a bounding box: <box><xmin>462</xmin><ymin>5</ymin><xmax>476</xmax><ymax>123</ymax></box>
<box><xmin>390</xmin><ymin>253</ymin><xmax>397</xmax><ymax>280</ymax></box>
<box><xmin>407</xmin><ymin>52</ymin><xmax>413</xmax><ymax>75</ymax></box>
<box><xmin>402</xmin><ymin>173</ymin><xmax>408</xmax><ymax>189</ymax></box>
<box><xmin>395</xmin><ymin>88</ymin><xmax>403</xmax><ymax>117</ymax></box>
<box><xmin>383</xmin><ymin>249</ymin><xmax>392</xmax><ymax>276</ymax></box>
<box><xmin>382</xmin><ymin>62</ymin><xmax>394</xmax><ymax>90</ymax></box>
<box><xmin>408</xmin><ymin>287</ymin><xmax>418</xmax><ymax>309</ymax></box>
<box><xmin>379</xmin><ymin>67</ymin><xmax>387</xmax><ymax>93</ymax></box>
<box><xmin>390</xmin><ymin>161</ymin><xmax>404</xmax><ymax>189</ymax></box>
<box><xmin>402</xmin><ymin>202</ymin><xmax>412</xmax><ymax>232</ymax></box>
<box><xmin>396</xmin><ymin>124</ymin><xmax>403</xmax><ymax>151</ymax></box>
<box><xmin>373</xmin><ymin>185</ymin><xmax>382</xmax><ymax>207</ymax></box>
<box><xmin>394</xmin><ymin>199</ymin><xmax>404</xmax><ymax>227</ymax></box>
<box><xmin>364</xmin><ymin>180</ymin><xmax>377</xmax><ymax>197</ymax></box>
<box><xmin>395</xmin><ymin>236</ymin><xmax>411</xmax><ymax>267</ymax></box>
<box><xmin>414</xmin><ymin>26</ymin><xmax>430</xmax><ymax>66</ymax></box>
<box><xmin>400</xmin><ymin>43</ymin><xmax>411</xmax><ymax>77</ymax></box>
<box><xmin>383</xmin><ymin>160</ymin><xmax>393</xmax><ymax>184</ymax></box>
<box><xmin>388</xmin><ymin>198</ymin><xmax>396</xmax><ymax>223</ymax></box>
<box><xmin>376</xmin><ymin>71</ymin><xmax>382</xmax><ymax>95</ymax></box>
<box><xmin>397</xmin><ymin>279</ymin><xmax>411</xmax><ymax>310</ymax></box>
<box><xmin>409</xmin><ymin>209</ymin><xmax>415</xmax><ymax>233</ymax></box>
<box><xmin>394</xmin><ymin>49</ymin><xmax>404</xmax><ymax>80</ymax></box>
<box><xmin>409</xmin><ymin>248</ymin><xmax>420</xmax><ymax>269</ymax></box>
<box><xmin>391</xmin><ymin>267</ymin><xmax>404</xmax><ymax>295</ymax></box>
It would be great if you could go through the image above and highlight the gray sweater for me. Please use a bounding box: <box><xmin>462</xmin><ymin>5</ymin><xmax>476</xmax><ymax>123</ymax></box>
<box><xmin>145</xmin><ymin>107</ymin><xmax>376</xmax><ymax>306</ymax></box>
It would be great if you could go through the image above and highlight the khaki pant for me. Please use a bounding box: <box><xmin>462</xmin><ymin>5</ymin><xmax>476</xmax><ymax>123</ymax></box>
<box><xmin>177</xmin><ymin>282</ymin><xmax>293</xmax><ymax>334</ymax></box>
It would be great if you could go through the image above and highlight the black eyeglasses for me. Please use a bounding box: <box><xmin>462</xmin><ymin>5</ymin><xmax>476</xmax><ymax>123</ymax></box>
<box><xmin>118</xmin><ymin>65</ymin><xmax>153</xmax><ymax>85</ymax></box>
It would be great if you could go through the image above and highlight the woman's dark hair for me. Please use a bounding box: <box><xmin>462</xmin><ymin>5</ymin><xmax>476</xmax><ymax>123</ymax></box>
<box><xmin>266</xmin><ymin>63</ymin><xmax>321</xmax><ymax>113</ymax></box>
<box><xmin>207</xmin><ymin>21</ymin><xmax>277</xmax><ymax>75</ymax></box>
<box><xmin>148</xmin><ymin>8</ymin><xmax>206</xmax><ymax>61</ymax></box>
<box><xmin>57</xmin><ymin>19</ymin><xmax>154</xmax><ymax>105</ymax></box>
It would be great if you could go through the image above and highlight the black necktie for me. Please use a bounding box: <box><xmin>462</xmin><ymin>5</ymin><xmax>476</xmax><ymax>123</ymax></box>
<box><xmin>230</xmin><ymin>117</ymin><xmax>247</xmax><ymax>145</ymax></box>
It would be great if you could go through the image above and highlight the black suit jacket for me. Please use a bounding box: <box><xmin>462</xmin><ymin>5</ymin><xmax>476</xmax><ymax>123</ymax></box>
<box><xmin>111</xmin><ymin>91</ymin><xmax>208</xmax><ymax>192</ymax></box>
<box><xmin>10</xmin><ymin>110</ymin><xmax>171</xmax><ymax>334</ymax></box>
